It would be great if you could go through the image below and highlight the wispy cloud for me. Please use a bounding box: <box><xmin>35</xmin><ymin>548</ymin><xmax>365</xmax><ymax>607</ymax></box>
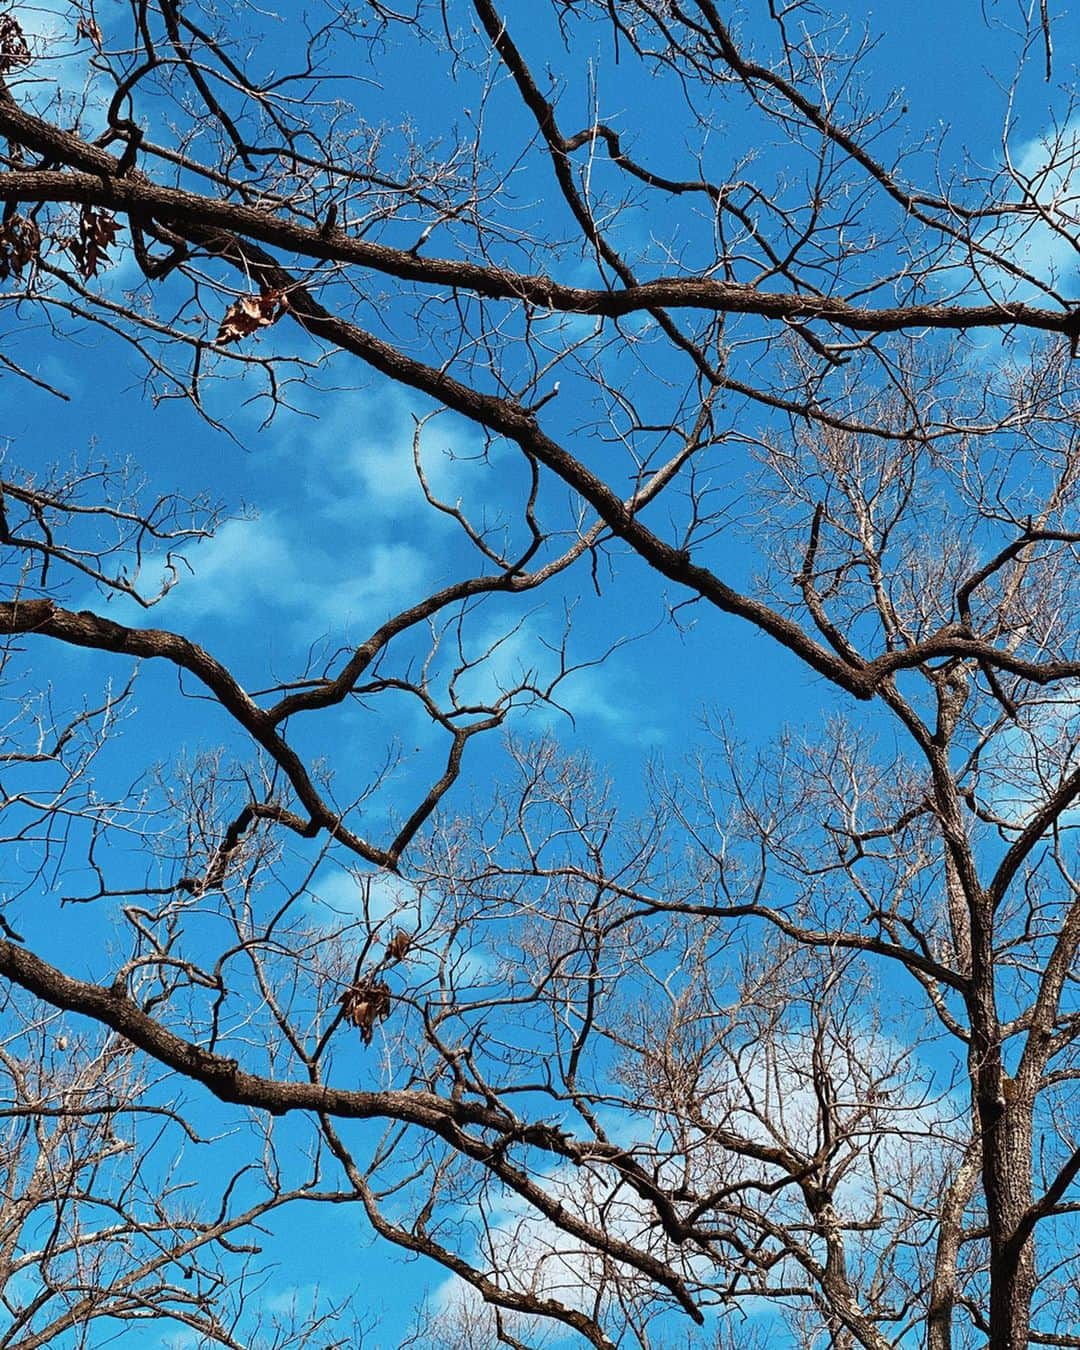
<box><xmin>963</xmin><ymin>117</ymin><xmax>1080</xmax><ymax>309</ymax></box>
<box><xmin>274</xmin><ymin>385</ymin><xmax>495</xmax><ymax>521</ymax></box>
<box><xmin>308</xmin><ymin>865</ymin><xmax>423</xmax><ymax>927</ymax></box>
<box><xmin>425</xmin><ymin>1015</ymin><xmax>956</xmax><ymax>1345</ymax></box>
<box><xmin>452</xmin><ymin>610</ymin><xmax>665</xmax><ymax>745</ymax></box>
<box><xmin>162</xmin><ymin>514</ymin><xmax>428</xmax><ymax>636</ymax></box>
<box><xmin>80</xmin><ymin>392</ymin><xmax>450</xmax><ymax>643</ymax></box>
<box><xmin>1004</xmin><ymin>119</ymin><xmax>1080</xmax><ymax>292</ymax></box>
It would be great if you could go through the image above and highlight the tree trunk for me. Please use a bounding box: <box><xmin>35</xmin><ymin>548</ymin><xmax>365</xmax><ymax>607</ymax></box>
<box><xmin>927</xmin><ymin>1140</ymin><xmax>981</xmax><ymax>1350</ymax></box>
<box><xmin>980</xmin><ymin>1076</ymin><xmax>1036</xmax><ymax>1350</ymax></box>
<box><xmin>969</xmin><ymin>888</ymin><xmax>1036</xmax><ymax>1350</ymax></box>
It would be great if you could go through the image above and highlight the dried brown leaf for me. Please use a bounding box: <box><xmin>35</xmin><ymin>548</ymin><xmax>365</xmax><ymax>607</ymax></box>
<box><xmin>214</xmin><ymin>290</ymin><xmax>289</xmax><ymax>345</ymax></box>
<box><xmin>0</xmin><ymin>214</ymin><xmax>42</xmax><ymax>280</ymax></box>
<box><xmin>386</xmin><ymin>929</ymin><xmax>413</xmax><ymax>962</ymax></box>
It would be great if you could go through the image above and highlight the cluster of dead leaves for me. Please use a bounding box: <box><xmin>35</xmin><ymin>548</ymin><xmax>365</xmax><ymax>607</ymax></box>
<box><xmin>214</xmin><ymin>290</ymin><xmax>289</xmax><ymax>345</ymax></box>
<box><xmin>0</xmin><ymin>214</ymin><xmax>41</xmax><ymax>280</ymax></box>
<box><xmin>339</xmin><ymin>930</ymin><xmax>413</xmax><ymax>1046</ymax></box>
<box><xmin>0</xmin><ymin>13</ymin><xmax>30</xmax><ymax>73</ymax></box>
<box><xmin>340</xmin><ymin>979</ymin><xmax>391</xmax><ymax>1046</ymax></box>
<box><xmin>67</xmin><ymin>206</ymin><xmax>121</xmax><ymax>279</ymax></box>
<box><xmin>1</xmin><ymin>205</ymin><xmax>120</xmax><ymax>284</ymax></box>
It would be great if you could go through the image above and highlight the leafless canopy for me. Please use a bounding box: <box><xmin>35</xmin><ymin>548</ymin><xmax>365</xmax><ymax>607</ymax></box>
<box><xmin>1</xmin><ymin>2</ymin><xmax>1080</xmax><ymax>1347</ymax></box>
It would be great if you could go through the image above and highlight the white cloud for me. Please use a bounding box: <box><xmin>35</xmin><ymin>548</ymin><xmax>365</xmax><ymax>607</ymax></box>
<box><xmin>977</xmin><ymin>683</ymin><xmax>1080</xmax><ymax>830</ymax></box>
<box><xmin>419</xmin><ymin>1019</ymin><xmax>957</xmax><ymax>1345</ymax></box>
<box><xmin>163</xmin><ymin>515</ymin><xmax>294</xmax><ymax>620</ymax></box>
<box><xmin>262</xmin><ymin>1280</ymin><xmax>324</xmax><ymax>1316</ymax></box>
<box><xmin>557</xmin><ymin>662</ymin><xmax>666</xmax><ymax>747</ymax></box>
<box><xmin>275</xmin><ymin>387</ymin><xmax>481</xmax><ymax>519</ymax></box>
<box><xmin>692</xmin><ymin>1024</ymin><xmax>956</xmax><ymax>1222</ymax></box>
<box><xmin>965</xmin><ymin>118</ymin><xmax>1080</xmax><ymax>307</ymax></box>
<box><xmin>1006</xmin><ymin>119</ymin><xmax>1080</xmax><ymax>289</ymax></box>
<box><xmin>327</xmin><ymin>543</ymin><xmax>428</xmax><ymax>629</ymax></box>
<box><xmin>308</xmin><ymin>865</ymin><xmax>422</xmax><ymax>926</ymax></box>
<box><xmin>424</xmin><ymin>1154</ymin><xmax>711</xmax><ymax>1347</ymax></box>
<box><xmin>449</xmin><ymin>611</ymin><xmax>664</xmax><ymax>745</ymax></box>
<box><xmin>100</xmin><ymin>508</ymin><xmax>429</xmax><ymax>641</ymax></box>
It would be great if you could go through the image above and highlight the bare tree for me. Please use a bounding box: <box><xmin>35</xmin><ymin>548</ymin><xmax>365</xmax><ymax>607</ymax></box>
<box><xmin>0</xmin><ymin>1</ymin><xmax>1079</xmax><ymax>1346</ymax></box>
<box><xmin>0</xmin><ymin>981</ymin><xmax>378</xmax><ymax>1349</ymax></box>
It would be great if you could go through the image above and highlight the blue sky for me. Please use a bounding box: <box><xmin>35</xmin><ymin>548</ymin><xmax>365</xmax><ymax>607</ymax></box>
<box><xmin>3</xmin><ymin>0</ymin><xmax>1080</xmax><ymax>1344</ymax></box>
